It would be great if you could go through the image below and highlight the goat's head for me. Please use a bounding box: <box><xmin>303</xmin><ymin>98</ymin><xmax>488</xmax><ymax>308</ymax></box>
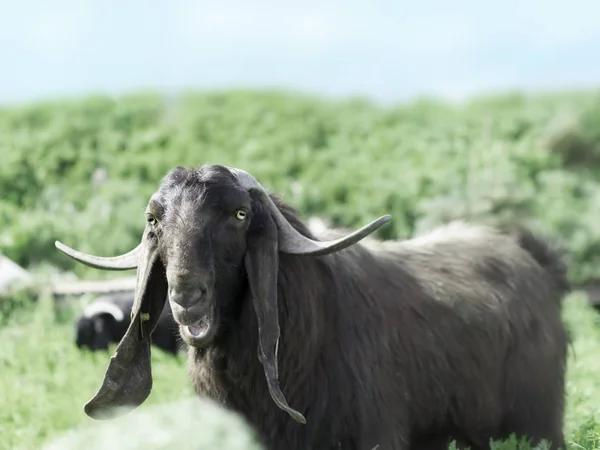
<box><xmin>55</xmin><ymin>164</ymin><xmax>392</xmax><ymax>424</ymax></box>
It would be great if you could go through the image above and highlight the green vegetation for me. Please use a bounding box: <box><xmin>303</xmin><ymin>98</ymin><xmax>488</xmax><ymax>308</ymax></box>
<box><xmin>1</xmin><ymin>88</ymin><xmax>600</xmax><ymax>448</ymax></box>
<box><xmin>1</xmin><ymin>89</ymin><xmax>600</xmax><ymax>285</ymax></box>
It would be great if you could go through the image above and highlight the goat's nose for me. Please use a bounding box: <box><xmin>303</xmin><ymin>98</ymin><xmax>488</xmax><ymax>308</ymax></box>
<box><xmin>168</xmin><ymin>286</ymin><xmax>206</xmax><ymax>308</ymax></box>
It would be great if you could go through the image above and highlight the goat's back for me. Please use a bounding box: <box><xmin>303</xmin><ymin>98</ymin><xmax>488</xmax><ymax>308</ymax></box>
<box><xmin>314</xmin><ymin>221</ymin><xmax>569</xmax><ymax>446</ymax></box>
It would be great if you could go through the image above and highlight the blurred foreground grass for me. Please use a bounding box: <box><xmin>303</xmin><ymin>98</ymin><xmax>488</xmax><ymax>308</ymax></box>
<box><xmin>0</xmin><ymin>291</ymin><xmax>599</xmax><ymax>449</ymax></box>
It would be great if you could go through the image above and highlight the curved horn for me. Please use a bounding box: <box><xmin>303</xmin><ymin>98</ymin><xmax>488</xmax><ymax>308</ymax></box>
<box><xmin>228</xmin><ymin>168</ymin><xmax>392</xmax><ymax>256</ymax></box>
<box><xmin>54</xmin><ymin>241</ymin><xmax>142</xmax><ymax>270</ymax></box>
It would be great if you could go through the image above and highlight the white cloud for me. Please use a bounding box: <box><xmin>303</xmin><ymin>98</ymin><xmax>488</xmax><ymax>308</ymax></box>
<box><xmin>173</xmin><ymin>0</ymin><xmax>491</xmax><ymax>66</ymax></box>
<box><xmin>515</xmin><ymin>0</ymin><xmax>600</xmax><ymax>48</ymax></box>
<box><xmin>17</xmin><ymin>6</ymin><xmax>90</xmax><ymax>62</ymax></box>
<box><xmin>174</xmin><ymin>2</ymin><xmax>366</xmax><ymax>49</ymax></box>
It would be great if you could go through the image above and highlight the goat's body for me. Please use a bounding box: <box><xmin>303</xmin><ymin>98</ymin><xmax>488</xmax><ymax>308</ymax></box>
<box><xmin>188</xmin><ymin>215</ymin><xmax>569</xmax><ymax>450</ymax></box>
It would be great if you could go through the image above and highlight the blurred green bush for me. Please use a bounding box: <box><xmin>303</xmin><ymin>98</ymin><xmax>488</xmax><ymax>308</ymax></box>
<box><xmin>1</xmin><ymin>89</ymin><xmax>600</xmax><ymax>285</ymax></box>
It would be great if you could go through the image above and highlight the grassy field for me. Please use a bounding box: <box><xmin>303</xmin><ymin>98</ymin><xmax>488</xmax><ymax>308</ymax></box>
<box><xmin>1</xmin><ymin>288</ymin><xmax>600</xmax><ymax>449</ymax></box>
<box><xmin>1</xmin><ymin>88</ymin><xmax>600</xmax><ymax>448</ymax></box>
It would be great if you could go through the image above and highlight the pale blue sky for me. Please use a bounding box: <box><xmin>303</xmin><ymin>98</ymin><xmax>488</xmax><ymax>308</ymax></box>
<box><xmin>0</xmin><ymin>0</ymin><xmax>599</xmax><ymax>104</ymax></box>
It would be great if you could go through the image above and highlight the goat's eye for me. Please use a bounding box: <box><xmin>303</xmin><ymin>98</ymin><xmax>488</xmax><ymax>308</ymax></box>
<box><xmin>146</xmin><ymin>213</ymin><xmax>157</xmax><ymax>225</ymax></box>
<box><xmin>235</xmin><ymin>210</ymin><xmax>247</xmax><ymax>221</ymax></box>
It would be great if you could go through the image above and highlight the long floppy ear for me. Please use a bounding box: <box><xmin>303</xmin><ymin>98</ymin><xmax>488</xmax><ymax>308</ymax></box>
<box><xmin>244</xmin><ymin>203</ymin><xmax>306</xmax><ymax>424</ymax></box>
<box><xmin>82</xmin><ymin>228</ymin><xmax>168</xmax><ymax>420</ymax></box>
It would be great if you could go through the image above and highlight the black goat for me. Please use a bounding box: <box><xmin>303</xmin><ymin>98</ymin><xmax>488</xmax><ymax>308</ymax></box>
<box><xmin>75</xmin><ymin>292</ymin><xmax>184</xmax><ymax>355</ymax></box>
<box><xmin>55</xmin><ymin>164</ymin><xmax>571</xmax><ymax>450</ymax></box>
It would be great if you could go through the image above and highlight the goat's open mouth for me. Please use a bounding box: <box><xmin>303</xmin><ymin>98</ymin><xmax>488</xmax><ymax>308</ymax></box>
<box><xmin>187</xmin><ymin>316</ymin><xmax>211</xmax><ymax>338</ymax></box>
<box><xmin>179</xmin><ymin>313</ymin><xmax>217</xmax><ymax>348</ymax></box>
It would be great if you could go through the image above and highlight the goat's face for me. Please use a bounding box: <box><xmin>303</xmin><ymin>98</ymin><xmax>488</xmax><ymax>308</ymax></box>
<box><xmin>148</xmin><ymin>165</ymin><xmax>252</xmax><ymax>348</ymax></box>
<box><xmin>55</xmin><ymin>163</ymin><xmax>391</xmax><ymax>423</ymax></box>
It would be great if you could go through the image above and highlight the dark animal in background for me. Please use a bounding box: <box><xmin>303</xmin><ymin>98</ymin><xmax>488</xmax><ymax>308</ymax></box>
<box><xmin>56</xmin><ymin>164</ymin><xmax>571</xmax><ymax>450</ymax></box>
<box><xmin>75</xmin><ymin>292</ymin><xmax>184</xmax><ymax>355</ymax></box>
